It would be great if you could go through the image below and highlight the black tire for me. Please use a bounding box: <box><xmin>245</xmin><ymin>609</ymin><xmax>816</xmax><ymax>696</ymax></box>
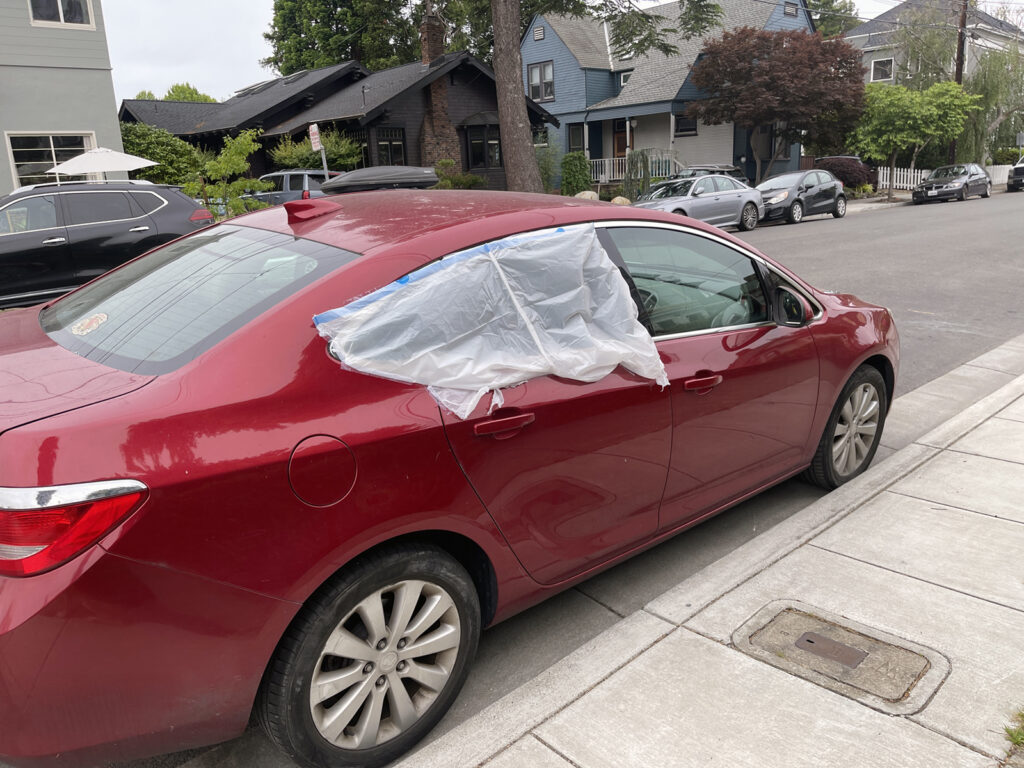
<box><xmin>803</xmin><ymin>365</ymin><xmax>888</xmax><ymax>490</ymax></box>
<box><xmin>258</xmin><ymin>544</ymin><xmax>481</xmax><ymax>768</ymax></box>
<box><xmin>982</xmin><ymin>182</ymin><xmax>991</xmax><ymax>198</ymax></box>
<box><xmin>673</xmin><ymin>208</ymin><xmax>687</xmax><ymax>218</ymax></box>
<box><xmin>787</xmin><ymin>200</ymin><xmax>804</xmax><ymax>224</ymax></box>
<box><xmin>958</xmin><ymin>185</ymin><xmax>967</xmax><ymax>201</ymax></box>
<box><xmin>738</xmin><ymin>202</ymin><xmax>759</xmax><ymax>231</ymax></box>
<box><xmin>832</xmin><ymin>195</ymin><xmax>847</xmax><ymax>218</ymax></box>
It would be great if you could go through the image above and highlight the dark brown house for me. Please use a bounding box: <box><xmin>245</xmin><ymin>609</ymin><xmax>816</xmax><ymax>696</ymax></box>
<box><xmin>119</xmin><ymin>15</ymin><xmax>556</xmax><ymax>189</ymax></box>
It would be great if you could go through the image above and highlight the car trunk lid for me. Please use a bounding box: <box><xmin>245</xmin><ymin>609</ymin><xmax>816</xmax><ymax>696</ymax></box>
<box><xmin>0</xmin><ymin>308</ymin><xmax>154</xmax><ymax>435</ymax></box>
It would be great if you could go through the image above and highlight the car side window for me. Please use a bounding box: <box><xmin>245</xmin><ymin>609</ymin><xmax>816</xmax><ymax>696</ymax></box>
<box><xmin>0</xmin><ymin>195</ymin><xmax>59</xmax><ymax>234</ymax></box>
<box><xmin>64</xmin><ymin>192</ymin><xmax>134</xmax><ymax>225</ymax></box>
<box><xmin>715</xmin><ymin>177</ymin><xmax>739</xmax><ymax>192</ymax></box>
<box><xmin>266</xmin><ymin>175</ymin><xmax>286</xmax><ymax>192</ymax></box>
<box><xmin>131</xmin><ymin>192</ymin><xmax>164</xmax><ymax>214</ymax></box>
<box><xmin>605</xmin><ymin>227</ymin><xmax>768</xmax><ymax>337</ymax></box>
<box><xmin>307</xmin><ymin>175</ymin><xmax>325</xmax><ymax>191</ymax></box>
<box><xmin>287</xmin><ymin>174</ymin><xmax>305</xmax><ymax>192</ymax></box>
<box><xmin>693</xmin><ymin>179</ymin><xmax>712</xmax><ymax>196</ymax></box>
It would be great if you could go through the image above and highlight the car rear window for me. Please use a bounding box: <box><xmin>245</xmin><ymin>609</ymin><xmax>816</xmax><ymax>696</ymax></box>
<box><xmin>40</xmin><ymin>224</ymin><xmax>360</xmax><ymax>374</ymax></box>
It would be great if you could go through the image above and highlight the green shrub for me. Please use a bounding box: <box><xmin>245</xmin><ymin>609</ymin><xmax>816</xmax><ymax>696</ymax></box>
<box><xmin>560</xmin><ymin>151</ymin><xmax>591</xmax><ymax>196</ymax></box>
<box><xmin>433</xmin><ymin>159</ymin><xmax>485</xmax><ymax>189</ymax></box>
<box><xmin>849</xmin><ymin>183</ymin><xmax>875</xmax><ymax>199</ymax></box>
<box><xmin>269</xmin><ymin>130</ymin><xmax>362</xmax><ymax>171</ymax></box>
<box><xmin>534</xmin><ymin>134</ymin><xmax>561</xmax><ymax>193</ymax></box>
<box><xmin>622</xmin><ymin>150</ymin><xmax>651</xmax><ymax>201</ymax></box>
<box><xmin>120</xmin><ymin>121</ymin><xmax>203</xmax><ymax>185</ymax></box>
<box><xmin>992</xmin><ymin>147</ymin><xmax>1024</xmax><ymax>165</ymax></box>
<box><xmin>599</xmin><ymin>185</ymin><xmax>624</xmax><ymax>201</ymax></box>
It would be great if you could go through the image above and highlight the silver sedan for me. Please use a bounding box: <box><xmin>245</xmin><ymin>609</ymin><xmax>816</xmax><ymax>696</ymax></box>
<box><xmin>633</xmin><ymin>174</ymin><xmax>764</xmax><ymax>231</ymax></box>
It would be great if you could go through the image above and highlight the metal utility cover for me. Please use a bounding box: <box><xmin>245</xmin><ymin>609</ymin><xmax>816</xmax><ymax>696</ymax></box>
<box><xmin>732</xmin><ymin>601</ymin><xmax>950</xmax><ymax>716</ymax></box>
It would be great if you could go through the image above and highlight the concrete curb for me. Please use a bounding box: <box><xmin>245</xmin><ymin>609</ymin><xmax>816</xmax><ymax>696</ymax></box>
<box><xmin>397</xmin><ymin>350</ymin><xmax>1024</xmax><ymax>768</ymax></box>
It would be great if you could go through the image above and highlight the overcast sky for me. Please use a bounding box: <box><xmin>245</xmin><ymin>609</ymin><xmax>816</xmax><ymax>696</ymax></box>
<box><xmin>102</xmin><ymin>0</ymin><xmax>903</xmax><ymax>106</ymax></box>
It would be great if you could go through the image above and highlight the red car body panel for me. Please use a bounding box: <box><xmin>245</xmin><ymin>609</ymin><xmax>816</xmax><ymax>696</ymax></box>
<box><xmin>0</xmin><ymin>191</ymin><xmax>898</xmax><ymax>766</ymax></box>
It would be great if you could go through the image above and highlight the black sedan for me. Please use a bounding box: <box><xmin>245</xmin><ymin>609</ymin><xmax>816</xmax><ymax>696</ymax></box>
<box><xmin>756</xmin><ymin>169</ymin><xmax>847</xmax><ymax>224</ymax></box>
<box><xmin>912</xmin><ymin>164</ymin><xmax>991</xmax><ymax>204</ymax></box>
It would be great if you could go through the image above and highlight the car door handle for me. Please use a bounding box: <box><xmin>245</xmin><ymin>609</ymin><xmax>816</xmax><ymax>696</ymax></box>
<box><xmin>683</xmin><ymin>374</ymin><xmax>723</xmax><ymax>392</ymax></box>
<box><xmin>128</xmin><ymin>226</ymin><xmax>150</xmax><ymax>232</ymax></box>
<box><xmin>473</xmin><ymin>412</ymin><xmax>536</xmax><ymax>438</ymax></box>
<box><xmin>41</xmin><ymin>237</ymin><xmax>66</xmax><ymax>245</ymax></box>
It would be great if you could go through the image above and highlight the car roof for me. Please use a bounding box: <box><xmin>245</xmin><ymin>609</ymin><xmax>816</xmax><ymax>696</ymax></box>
<box><xmin>6</xmin><ymin>179</ymin><xmax>163</xmax><ymax>197</ymax></box>
<box><xmin>236</xmin><ymin>189</ymin><xmax>738</xmax><ymax>263</ymax></box>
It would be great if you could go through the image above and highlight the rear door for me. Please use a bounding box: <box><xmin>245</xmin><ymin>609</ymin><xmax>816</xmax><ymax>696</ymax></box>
<box><xmin>0</xmin><ymin>192</ymin><xmax>72</xmax><ymax>306</ymax></box>
<box><xmin>62</xmin><ymin>190</ymin><xmax>154</xmax><ymax>282</ymax></box>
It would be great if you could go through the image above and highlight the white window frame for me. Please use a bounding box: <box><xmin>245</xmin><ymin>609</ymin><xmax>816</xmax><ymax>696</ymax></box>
<box><xmin>620</xmin><ymin>71</ymin><xmax>632</xmax><ymax>87</ymax></box>
<box><xmin>784</xmin><ymin>1</ymin><xmax>798</xmax><ymax>16</ymax></box>
<box><xmin>528</xmin><ymin>61</ymin><xmax>555</xmax><ymax>102</ymax></box>
<box><xmin>871</xmin><ymin>58</ymin><xmax>894</xmax><ymax>82</ymax></box>
<box><xmin>5</xmin><ymin>130</ymin><xmax>98</xmax><ymax>189</ymax></box>
<box><xmin>26</xmin><ymin>0</ymin><xmax>97</xmax><ymax>30</ymax></box>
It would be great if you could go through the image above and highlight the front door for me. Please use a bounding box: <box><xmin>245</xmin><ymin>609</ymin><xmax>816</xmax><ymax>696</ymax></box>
<box><xmin>602</xmin><ymin>225</ymin><xmax>820</xmax><ymax>529</ymax></box>
<box><xmin>442</xmin><ymin>372</ymin><xmax>671</xmax><ymax>585</ymax></box>
<box><xmin>613</xmin><ymin>120</ymin><xmax>629</xmax><ymax>158</ymax></box>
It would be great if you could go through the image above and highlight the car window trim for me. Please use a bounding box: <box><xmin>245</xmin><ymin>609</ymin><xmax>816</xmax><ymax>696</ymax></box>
<box><xmin>127</xmin><ymin>190</ymin><xmax>169</xmax><ymax>217</ymax></box>
<box><xmin>0</xmin><ymin>192</ymin><xmax>65</xmax><ymax>237</ymax></box>
<box><xmin>60</xmin><ymin>189</ymin><xmax>166</xmax><ymax>228</ymax></box>
<box><xmin>594</xmin><ymin>220</ymin><xmax>823</xmax><ymax>339</ymax></box>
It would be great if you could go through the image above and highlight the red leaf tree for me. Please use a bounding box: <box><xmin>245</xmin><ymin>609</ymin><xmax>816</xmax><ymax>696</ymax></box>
<box><xmin>688</xmin><ymin>28</ymin><xmax>865</xmax><ymax>182</ymax></box>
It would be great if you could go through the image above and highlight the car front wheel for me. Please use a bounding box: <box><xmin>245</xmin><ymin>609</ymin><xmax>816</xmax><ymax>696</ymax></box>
<box><xmin>982</xmin><ymin>182</ymin><xmax>991</xmax><ymax>198</ymax></box>
<box><xmin>804</xmin><ymin>365</ymin><xmax>887</xmax><ymax>489</ymax></box>
<box><xmin>258</xmin><ymin>544</ymin><xmax>481</xmax><ymax>768</ymax></box>
<box><xmin>832</xmin><ymin>196</ymin><xmax>847</xmax><ymax>218</ymax></box>
<box><xmin>787</xmin><ymin>200</ymin><xmax>804</xmax><ymax>224</ymax></box>
<box><xmin>739</xmin><ymin>202</ymin><xmax>759</xmax><ymax>231</ymax></box>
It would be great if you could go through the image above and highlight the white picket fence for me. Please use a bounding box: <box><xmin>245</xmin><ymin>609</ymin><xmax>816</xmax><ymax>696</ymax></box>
<box><xmin>877</xmin><ymin>164</ymin><xmax>1013</xmax><ymax>190</ymax></box>
<box><xmin>877</xmin><ymin>167</ymin><xmax>930</xmax><ymax>190</ymax></box>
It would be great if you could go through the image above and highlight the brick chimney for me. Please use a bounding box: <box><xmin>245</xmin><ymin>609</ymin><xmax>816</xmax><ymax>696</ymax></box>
<box><xmin>419</xmin><ymin>6</ymin><xmax>462</xmax><ymax>171</ymax></box>
<box><xmin>421</xmin><ymin>4</ymin><xmax>445</xmax><ymax>65</ymax></box>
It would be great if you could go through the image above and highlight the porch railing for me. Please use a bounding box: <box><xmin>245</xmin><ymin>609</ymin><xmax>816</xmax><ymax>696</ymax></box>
<box><xmin>589</xmin><ymin>149</ymin><xmax>685</xmax><ymax>183</ymax></box>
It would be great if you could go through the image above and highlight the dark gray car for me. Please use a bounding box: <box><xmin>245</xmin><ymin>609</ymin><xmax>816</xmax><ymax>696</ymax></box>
<box><xmin>912</xmin><ymin>164</ymin><xmax>991</xmax><ymax>203</ymax></box>
<box><xmin>632</xmin><ymin>174</ymin><xmax>764</xmax><ymax>231</ymax></box>
<box><xmin>756</xmin><ymin>169</ymin><xmax>847</xmax><ymax>224</ymax></box>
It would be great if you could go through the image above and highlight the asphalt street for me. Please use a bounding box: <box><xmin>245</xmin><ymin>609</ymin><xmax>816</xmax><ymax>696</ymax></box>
<box><xmin>13</xmin><ymin>191</ymin><xmax>1023</xmax><ymax>768</ymax></box>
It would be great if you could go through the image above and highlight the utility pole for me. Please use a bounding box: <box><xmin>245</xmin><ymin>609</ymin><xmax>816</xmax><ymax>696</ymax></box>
<box><xmin>949</xmin><ymin>0</ymin><xmax>968</xmax><ymax>162</ymax></box>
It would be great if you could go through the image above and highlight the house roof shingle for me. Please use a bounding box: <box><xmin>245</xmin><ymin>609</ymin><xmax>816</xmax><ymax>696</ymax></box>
<box><xmin>845</xmin><ymin>0</ymin><xmax>1023</xmax><ymax>47</ymax></box>
<box><xmin>553</xmin><ymin>0</ymin><xmax>776</xmax><ymax>111</ymax></box>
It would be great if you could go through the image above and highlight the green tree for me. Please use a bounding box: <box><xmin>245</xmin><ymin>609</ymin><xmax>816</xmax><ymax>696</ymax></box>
<box><xmin>269</xmin><ymin>130</ymin><xmax>363</xmax><ymax>170</ymax></box>
<box><xmin>134</xmin><ymin>89</ymin><xmax>157</xmax><ymax>100</ymax></box>
<box><xmin>853</xmin><ymin>82</ymin><xmax>979</xmax><ymax>200</ymax></box>
<box><xmin>163</xmin><ymin>82</ymin><xmax>217</xmax><ymax>102</ymax></box>
<box><xmin>263</xmin><ymin>0</ymin><xmax>417</xmax><ymax>74</ymax></box>
<box><xmin>687</xmin><ymin>28</ymin><xmax>865</xmax><ymax>182</ymax></box>
<box><xmin>803</xmin><ymin>0</ymin><xmax>859</xmax><ymax>38</ymax></box>
<box><xmin>119</xmin><ymin>121</ymin><xmax>203</xmax><ymax>185</ymax></box>
<box><xmin>560</xmin><ymin>151</ymin><xmax>591</xmax><ymax>196</ymax></box>
<box><xmin>184</xmin><ymin>129</ymin><xmax>273</xmax><ymax>219</ymax></box>
<box><xmin>888</xmin><ymin>4</ymin><xmax>955</xmax><ymax>90</ymax></box>
<box><xmin>960</xmin><ymin>46</ymin><xmax>1024</xmax><ymax>162</ymax></box>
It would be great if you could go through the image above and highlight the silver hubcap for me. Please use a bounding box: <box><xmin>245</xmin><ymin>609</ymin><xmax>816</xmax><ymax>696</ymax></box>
<box><xmin>837</xmin><ymin>198</ymin><xmax>846</xmax><ymax>215</ymax></box>
<box><xmin>792</xmin><ymin>204</ymin><xmax>802</xmax><ymax>221</ymax></box>
<box><xmin>743</xmin><ymin>204</ymin><xmax>756</xmax><ymax>227</ymax></box>
<box><xmin>832</xmin><ymin>383</ymin><xmax>880</xmax><ymax>476</ymax></box>
<box><xmin>309</xmin><ymin>580</ymin><xmax>461</xmax><ymax>750</ymax></box>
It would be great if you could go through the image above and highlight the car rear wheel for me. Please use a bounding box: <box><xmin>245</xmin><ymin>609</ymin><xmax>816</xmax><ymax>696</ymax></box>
<box><xmin>832</xmin><ymin>196</ymin><xmax>847</xmax><ymax>218</ymax></box>
<box><xmin>739</xmin><ymin>202</ymin><xmax>759</xmax><ymax>231</ymax></box>
<box><xmin>673</xmin><ymin>208</ymin><xmax>687</xmax><ymax>217</ymax></box>
<box><xmin>787</xmin><ymin>201</ymin><xmax>804</xmax><ymax>224</ymax></box>
<box><xmin>804</xmin><ymin>365</ymin><xmax>887</xmax><ymax>489</ymax></box>
<box><xmin>258</xmin><ymin>544</ymin><xmax>480</xmax><ymax>768</ymax></box>
<box><xmin>982</xmin><ymin>182</ymin><xmax>991</xmax><ymax>198</ymax></box>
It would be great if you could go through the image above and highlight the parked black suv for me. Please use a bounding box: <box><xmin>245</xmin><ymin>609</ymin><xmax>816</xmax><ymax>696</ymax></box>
<box><xmin>0</xmin><ymin>180</ymin><xmax>213</xmax><ymax>309</ymax></box>
<box><xmin>1007</xmin><ymin>157</ymin><xmax>1024</xmax><ymax>192</ymax></box>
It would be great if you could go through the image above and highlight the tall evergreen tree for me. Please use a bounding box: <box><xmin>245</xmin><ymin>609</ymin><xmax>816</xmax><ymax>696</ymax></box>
<box><xmin>263</xmin><ymin>0</ymin><xmax>418</xmax><ymax>73</ymax></box>
<box><xmin>804</xmin><ymin>0</ymin><xmax>859</xmax><ymax>39</ymax></box>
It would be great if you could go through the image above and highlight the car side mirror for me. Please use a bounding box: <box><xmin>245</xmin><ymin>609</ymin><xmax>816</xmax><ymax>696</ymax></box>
<box><xmin>774</xmin><ymin>286</ymin><xmax>813</xmax><ymax>327</ymax></box>
<box><xmin>692</xmin><ymin>189</ymin><xmax>702</xmax><ymax>197</ymax></box>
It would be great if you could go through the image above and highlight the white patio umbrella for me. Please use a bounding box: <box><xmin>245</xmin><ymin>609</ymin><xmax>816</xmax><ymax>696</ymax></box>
<box><xmin>45</xmin><ymin>146</ymin><xmax>158</xmax><ymax>177</ymax></box>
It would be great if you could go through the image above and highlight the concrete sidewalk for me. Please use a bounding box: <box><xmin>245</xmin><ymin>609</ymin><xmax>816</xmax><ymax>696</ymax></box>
<box><xmin>398</xmin><ymin>357</ymin><xmax>1024</xmax><ymax>766</ymax></box>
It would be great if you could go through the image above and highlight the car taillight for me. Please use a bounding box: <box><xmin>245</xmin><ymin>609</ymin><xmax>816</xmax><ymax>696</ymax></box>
<box><xmin>0</xmin><ymin>480</ymin><xmax>147</xmax><ymax>577</ymax></box>
<box><xmin>189</xmin><ymin>208</ymin><xmax>214</xmax><ymax>223</ymax></box>
<box><xmin>302</xmin><ymin>189</ymin><xmax>311</xmax><ymax>200</ymax></box>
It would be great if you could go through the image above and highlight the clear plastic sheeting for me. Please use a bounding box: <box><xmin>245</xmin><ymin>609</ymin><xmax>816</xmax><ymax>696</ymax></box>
<box><xmin>313</xmin><ymin>224</ymin><xmax>668</xmax><ymax>419</ymax></box>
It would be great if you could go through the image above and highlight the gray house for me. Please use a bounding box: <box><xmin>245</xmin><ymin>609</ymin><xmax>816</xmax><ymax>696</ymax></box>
<box><xmin>0</xmin><ymin>0</ymin><xmax>124</xmax><ymax>194</ymax></box>
<box><xmin>844</xmin><ymin>0</ymin><xmax>1023</xmax><ymax>87</ymax></box>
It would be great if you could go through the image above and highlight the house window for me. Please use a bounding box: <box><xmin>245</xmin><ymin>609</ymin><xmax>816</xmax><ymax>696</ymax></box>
<box><xmin>528</xmin><ymin>62</ymin><xmax>554</xmax><ymax>101</ymax></box>
<box><xmin>784</xmin><ymin>1</ymin><xmax>798</xmax><ymax>16</ymax></box>
<box><xmin>376</xmin><ymin>127</ymin><xmax>405</xmax><ymax>165</ymax></box>
<box><xmin>340</xmin><ymin>129</ymin><xmax>369</xmax><ymax>168</ymax></box>
<box><xmin>620</xmin><ymin>72</ymin><xmax>632</xmax><ymax>87</ymax></box>
<box><xmin>673</xmin><ymin>112</ymin><xmax>698</xmax><ymax>137</ymax></box>
<box><xmin>468</xmin><ymin>126</ymin><xmax>502</xmax><ymax>169</ymax></box>
<box><xmin>7</xmin><ymin>132</ymin><xmax>94</xmax><ymax>187</ymax></box>
<box><xmin>533</xmin><ymin>26</ymin><xmax>545</xmax><ymax>40</ymax></box>
<box><xmin>871</xmin><ymin>58</ymin><xmax>894</xmax><ymax>82</ymax></box>
<box><xmin>532</xmin><ymin>126</ymin><xmax>549</xmax><ymax>147</ymax></box>
<box><xmin>28</xmin><ymin>0</ymin><xmax>94</xmax><ymax>28</ymax></box>
<box><xmin>568</xmin><ymin>123</ymin><xmax>585</xmax><ymax>154</ymax></box>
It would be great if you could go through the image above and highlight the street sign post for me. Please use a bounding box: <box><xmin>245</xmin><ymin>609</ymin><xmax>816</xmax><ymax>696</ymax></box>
<box><xmin>310</xmin><ymin>123</ymin><xmax>329</xmax><ymax>176</ymax></box>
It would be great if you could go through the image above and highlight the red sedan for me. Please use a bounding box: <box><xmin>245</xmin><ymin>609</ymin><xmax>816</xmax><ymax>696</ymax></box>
<box><xmin>0</xmin><ymin>191</ymin><xmax>897</xmax><ymax>768</ymax></box>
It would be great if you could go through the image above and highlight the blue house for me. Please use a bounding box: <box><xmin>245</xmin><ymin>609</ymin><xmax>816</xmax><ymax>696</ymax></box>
<box><xmin>521</xmin><ymin>0</ymin><xmax>814</xmax><ymax>184</ymax></box>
